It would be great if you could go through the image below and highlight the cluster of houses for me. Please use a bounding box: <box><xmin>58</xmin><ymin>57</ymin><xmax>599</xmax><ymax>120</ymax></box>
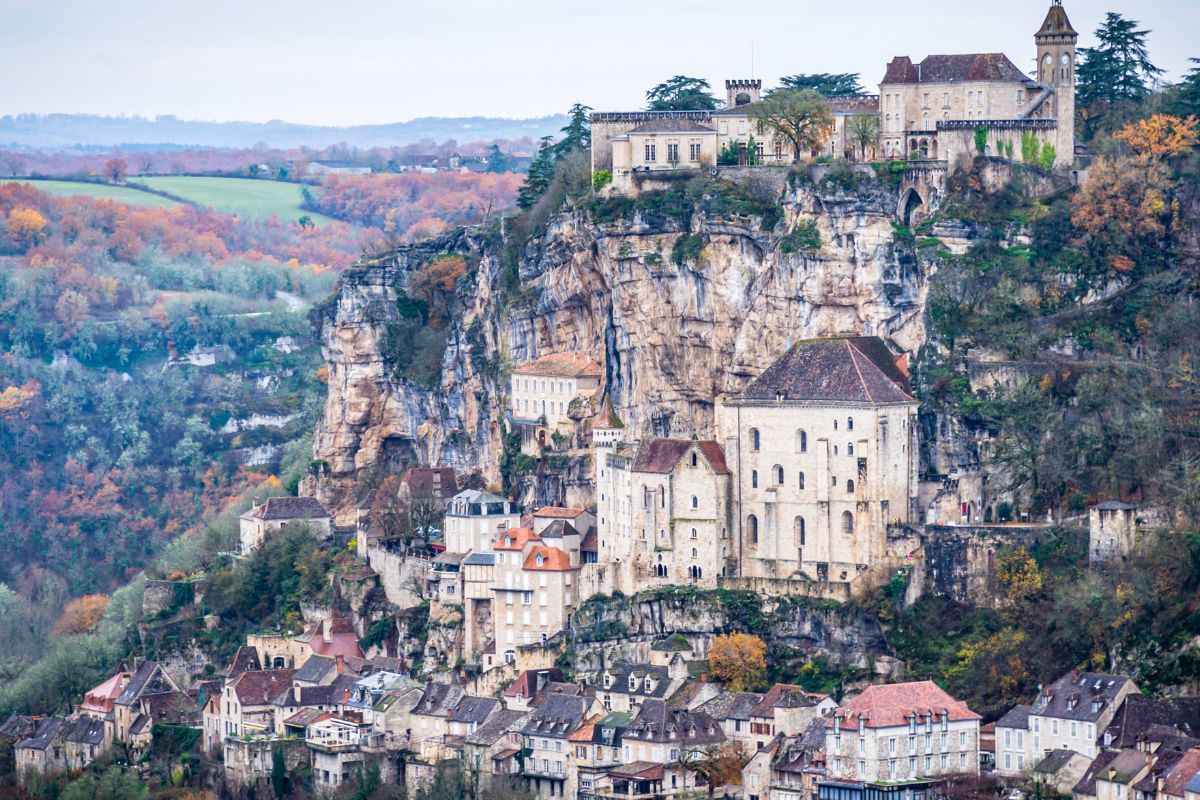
<box><xmin>591</xmin><ymin>1</ymin><xmax>1078</xmax><ymax>193</ymax></box>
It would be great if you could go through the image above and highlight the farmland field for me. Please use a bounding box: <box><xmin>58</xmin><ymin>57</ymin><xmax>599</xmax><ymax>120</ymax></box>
<box><xmin>1</xmin><ymin>178</ymin><xmax>180</xmax><ymax>208</ymax></box>
<box><xmin>135</xmin><ymin>176</ymin><xmax>337</xmax><ymax>224</ymax></box>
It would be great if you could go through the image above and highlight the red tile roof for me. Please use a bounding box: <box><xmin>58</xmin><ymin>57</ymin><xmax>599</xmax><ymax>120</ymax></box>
<box><xmin>631</xmin><ymin>439</ymin><xmax>729</xmax><ymax>475</ymax></box>
<box><xmin>513</xmin><ymin>353</ymin><xmax>601</xmax><ymax>379</ymax></box>
<box><xmin>831</xmin><ymin>681</ymin><xmax>980</xmax><ymax>729</ymax></box>
<box><xmin>232</xmin><ymin>669</ymin><xmax>297</xmax><ymax>706</ymax></box>
<box><xmin>495</xmin><ymin>527</ymin><xmax>541</xmax><ymax>551</ymax></box>
<box><xmin>524</xmin><ymin>545</ymin><xmax>573</xmax><ymax>571</ymax></box>
<box><xmin>80</xmin><ymin>671</ymin><xmax>131</xmax><ymax>716</ymax></box>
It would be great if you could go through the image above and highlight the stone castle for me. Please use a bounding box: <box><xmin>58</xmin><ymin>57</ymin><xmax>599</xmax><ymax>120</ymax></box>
<box><xmin>591</xmin><ymin>1</ymin><xmax>1077</xmax><ymax>192</ymax></box>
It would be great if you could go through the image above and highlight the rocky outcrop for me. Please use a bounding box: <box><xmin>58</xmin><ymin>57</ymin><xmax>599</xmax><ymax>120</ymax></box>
<box><xmin>307</xmin><ymin>172</ymin><xmax>930</xmax><ymax>520</ymax></box>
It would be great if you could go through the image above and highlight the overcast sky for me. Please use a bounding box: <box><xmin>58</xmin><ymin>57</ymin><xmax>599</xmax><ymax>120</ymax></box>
<box><xmin>1</xmin><ymin>0</ymin><xmax>1196</xmax><ymax>126</ymax></box>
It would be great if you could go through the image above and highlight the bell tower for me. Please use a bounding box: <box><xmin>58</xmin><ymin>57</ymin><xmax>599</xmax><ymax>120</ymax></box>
<box><xmin>1035</xmin><ymin>1</ymin><xmax>1078</xmax><ymax>165</ymax></box>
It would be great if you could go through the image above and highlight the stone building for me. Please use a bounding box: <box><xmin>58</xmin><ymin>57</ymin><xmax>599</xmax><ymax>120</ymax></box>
<box><xmin>442</xmin><ymin>489</ymin><xmax>521</xmax><ymax>555</ymax></box>
<box><xmin>510</xmin><ymin>353</ymin><xmax>602</xmax><ymax>455</ymax></box>
<box><xmin>239</xmin><ymin>496</ymin><xmax>332</xmax><ymax>555</ymax></box>
<box><xmin>820</xmin><ymin>680</ymin><xmax>981</xmax><ymax>800</ymax></box>
<box><xmin>1088</xmin><ymin>501</ymin><xmax>1138</xmax><ymax>565</ymax></box>
<box><xmin>594</xmin><ymin>436</ymin><xmax>732</xmax><ymax>595</ymax></box>
<box><xmin>879</xmin><ymin>1</ymin><xmax>1076</xmax><ymax>167</ymax></box>
<box><xmin>720</xmin><ymin>336</ymin><xmax>918</xmax><ymax>586</ymax></box>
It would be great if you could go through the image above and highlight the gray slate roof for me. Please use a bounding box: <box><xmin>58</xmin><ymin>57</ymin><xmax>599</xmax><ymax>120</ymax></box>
<box><xmin>996</xmin><ymin>704</ymin><xmax>1032</xmax><ymax>729</ymax></box>
<box><xmin>116</xmin><ymin>662</ymin><xmax>176</xmax><ymax>706</ymax></box>
<box><xmin>17</xmin><ymin>717</ymin><xmax>65</xmax><ymax>751</ymax></box>
<box><xmin>413</xmin><ymin>683</ymin><xmax>465</xmax><ymax>717</ymax></box>
<box><xmin>1035</xmin><ymin>749</ymin><xmax>1081</xmax><ymax>774</ymax></box>
<box><xmin>625</xmin><ymin>699</ymin><xmax>724</xmax><ymax>745</ymax></box>
<box><xmin>1031</xmin><ymin>671</ymin><xmax>1135</xmax><ymax>723</ymax></box>
<box><xmin>245</xmin><ymin>496</ymin><xmax>330</xmax><ymax>521</ymax></box>
<box><xmin>64</xmin><ymin>716</ymin><xmax>106</xmax><ymax>746</ymax></box>
<box><xmin>520</xmin><ymin>692</ymin><xmax>588</xmax><ymax>738</ymax></box>
<box><xmin>452</xmin><ymin>696</ymin><xmax>500</xmax><ymax>725</ymax></box>
<box><xmin>293</xmin><ymin>655</ymin><xmax>337</xmax><ymax>684</ymax></box>
<box><xmin>700</xmin><ymin>691</ymin><xmax>765</xmax><ymax>721</ymax></box>
<box><xmin>735</xmin><ymin>337</ymin><xmax>913</xmax><ymax>405</ymax></box>
<box><xmin>604</xmin><ymin>664</ymin><xmax>673</xmax><ymax>700</ymax></box>
<box><xmin>1102</xmin><ymin>695</ymin><xmax>1200</xmax><ymax>749</ymax></box>
<box><xmin>465</xmin><ymin>709</ymin><xmax>529</xmax><ymax>746</ymax></box>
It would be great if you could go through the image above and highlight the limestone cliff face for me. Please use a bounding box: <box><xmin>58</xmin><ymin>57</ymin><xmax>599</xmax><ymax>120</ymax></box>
<box><xmin>308</xmin><ymin>173</ymin><xmax>929</xmax><ymax>521</ymax></box>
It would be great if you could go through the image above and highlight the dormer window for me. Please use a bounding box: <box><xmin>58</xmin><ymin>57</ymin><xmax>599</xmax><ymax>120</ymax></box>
<box><xmin>1092</xmin><ymin>699</ymin><xmax>1101</xmax><ymax>712</ymax></box>
<box><xmin>536</xmin><ymin>554</ymin><xmax>544</xmax><ymax>566</ymax></box>
<box><xmin>629</xmin><ymin>676</ymin><xmax>637</xmax><ymax>691</ymax></box>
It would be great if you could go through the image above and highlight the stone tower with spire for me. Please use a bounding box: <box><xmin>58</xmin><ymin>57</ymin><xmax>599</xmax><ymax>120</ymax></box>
<box><xmin>1035</xmin><ymin>0</ymin><xmax>1078</xmax><ymax>165</ymax></box>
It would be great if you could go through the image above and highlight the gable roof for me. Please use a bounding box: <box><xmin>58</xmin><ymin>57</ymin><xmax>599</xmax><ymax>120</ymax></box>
<box><xmin>1160</xmin><ymin>748</ymin><xmax>1200</xmax><ymax>798</ymax></box>
<box><xmin>451</xmin><ymin>696</ymin><xmax>500</xmax><ymax>724</ymax></box>
<box><xmin>832</xmin><ymin>680</ymin><xmax>980</xmax><ymax>729</ymax></box>
<box><xmin>751</xmin><ymin>684</ymin><xmax>831</xmax><ymax>717</ymax></box>
<box><xmin>243</xmin><ymin>496</ymin><xmax>330</xmax><ymax>521</ymax></box>
<box><xmin>465</xmin><ymin>709</ymin><xmax>530</xmax><ymax>746</ymax></box>
<box><xmin>539</xmin><ymin>519</ymin><xmax>580</xmax><ymax>540</ymax></box>
<box><xmin>631</xmin><ymin>438</ymin><xmax>729</xmax><ymax>475</ymax></box>
<box><xmin>882</xmin><ymin>53</ymin><xmax>1028</xmax><ymax>84</ymax></box>
<box><xmin>228</xmin><ymin>646</ymin><xmax>262</xmax><ymax>678</ymax></box>
<box><xmin>701</xmin><ymin>691</ymin><xmax>765</xmax><ymax>722</ymax></box>
<box><xmin>495</xmin><ymin>527</ymin><xmax>541</xmax><ymax>551</ymax></box>
<box><xmin>232</xmin><ymin>669</ymin><xmax>297</xmax><ymax>707</ymax></box>
<box><xmin>17</xmin><ymin>717</ymin><xmax>66</xmax><ymax>751</ymax></box>
<box><xmin>1075</xmin><ymin>749</ymin><xmax>1122</xmax><ymax>796</ymax></box>
<box><xmin>293</xmin><ymin>655</ymin><xmax>338</xmax><ymax>684</ymax></box>
<box><xmin>80</xmin><ymin>671</ymin><xmax>131</xmax><ymax>715</ymax></box>
<box><xmin>605</xmin><ymin>664</ymin><xmax>674</xmax><ymax>700</ymax></box>
<box><xmin>736</xmin><ymin>337</ymin><xmax>913</xmax><ymax>405</ymax></box>
<box><xmin>413</xmin><ymin>683</ymin><xmax>465</xmax><ymax>717</ymax></box>
<box><xmin>1032</xmin><ymin>671</ymin><xmax>1136</xmax><ymax>723</ymax></box>
<box><xmin>533</xmin><ymin>506</ymin><xmax>587</xmax><ymax>520</ymax></box>
<box><xmin>996</xmin><ymin>704</ymin><xmax>1032</xmax><ymax>729</ymax></box>
<box><xmin>116</xmin><ymin>662</ymin><xmax>179</xmax><ymax>706</ymax></box>
<box><xmin>1102</xmin><ymin>695</ymin><xmax>1200</xmax><ymax>749</ymax></box>
<box><xmin>523</xmin><ymin>545</ymin><xmax>573</xmax><ymax>571</ymax></box>
<box><xmin>503</xmin><ymin>668</ymin><xmax>564</xmax><ymax>699</ymax></box>
<box><xmin>520</xmin><ymin>692</ymin><xmax>588</xmax><ymax>737</ymax></box>
<box><xmin>512</xmin><ymin>353</ymin><xmax>602</xmax><ymax>379</ymax></box>
<box><xmin>1035</xmin><ymin>748</ymin><xmax>1084</xmax><ymax>774</ymax></box>
<box><xmin>624</xmin><ymin>699</ymin><xmax>724</xmax><ymax>745</ymax></box>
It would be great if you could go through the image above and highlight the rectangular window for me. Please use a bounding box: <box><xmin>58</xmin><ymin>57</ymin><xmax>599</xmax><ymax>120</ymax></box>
<box><xmin>689</xmin><ymin>142</ymin><xmax>701</xmax><ymax>161</ymax></box>
<box><xmin>667</xmin><ymin>143</ymin><xmax>679</xmax><ymax>163</ymax></box>
<box><xmin>738</xmin><ymin>120</ymin><xmax>747</xmax><ymax>135</ymax></box>
<box><xmin>644</xmin><ymin>143</ymin><xmax>656</xmax><ymax>162</ymax></box>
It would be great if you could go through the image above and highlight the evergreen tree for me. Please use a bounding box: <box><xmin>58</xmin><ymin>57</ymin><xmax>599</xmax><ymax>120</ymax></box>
<box><xmin>554</xmin><ymin>103</ymin><xmax>592</xmax><ymax>158</ymax></box>
<box><xmin>517</xmin><ymin>137</ymin><xmax>556</xmax><ymax>210</ymax></box>
<box><xmin>485</xmin><ymin>143</ymin><xmax>511</xmax><ymax>173</ymax></box>
<box><xmin>1077</xmin><ymin>12</ymin><xmax>1163</xmax><ymax>132</ymax></box>
<box><xmin>1172</xmin><ymin>58</ymin><xmax>1200</xmax><ymax>118</ymax></box>
<box><xmin>777</xmin><ymin>73</ymin><xmax>864</xmax><ymax>97</ymax></box>
<box><xmin>646</xmin><ymin>76</ymin><xmax>718</xmax><ymax>110</ymax></box>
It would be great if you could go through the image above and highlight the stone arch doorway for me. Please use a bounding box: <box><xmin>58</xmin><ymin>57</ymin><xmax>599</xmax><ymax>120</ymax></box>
<box><xmin>898</xmin><ymin>187</ymin><xmax>924</xmax><ymax>226</ymax></box>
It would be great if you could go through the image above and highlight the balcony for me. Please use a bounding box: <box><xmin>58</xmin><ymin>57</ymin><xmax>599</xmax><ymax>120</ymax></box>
<box><xmin>523</xmin><ymin>761</ymin><xmax>568</xmax><ymax>780</ymax></box>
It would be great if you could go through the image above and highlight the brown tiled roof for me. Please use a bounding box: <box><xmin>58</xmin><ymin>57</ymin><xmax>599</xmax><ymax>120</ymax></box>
<box><xmin>628</xmin><ymin>119</ymin><xmax>716</xmax><ymax>134</ymax></box>
<box><xmin>503</xmin><ymin>668</ymin><xmax>564</xmax><ymax>699</ymax></box>
<box><xmin>831</xmin><ymin>681</ymin><xmax>980</xmax><ymax>728</ymax></box>
<box><xmin>245</xmin><ymin>496</ymin><xmax>330</xmax><ymax>521</ymax></box>
<box><xmin>631</xmin><ymin>439</ymin><xmax>729</xmax><ymax>475</ymax></box>
<box><xmin>540</xmin><ymin>520</ymin><xmax>580</xmax><ymax>540</ymax></box>
<box><xmin>523</xmin><ymin>545</ymin><xmax>573</xmax><ymax>571</ymax></box>
<box><xmin>80</xmin><ymin>671</ymin><xmax>131</xmax><ymax>715</ymax></box>
<box><xmin>883</xmin><ymin>53</ymin><xmax>1027</xmax><ymax>84</ymax></box>
<box><xmin>1161</xmin><ymin>748</ymin><xmax>1200</xmax><ymax>797</ymax></box>
<box><xmin>402</xmin><ymin>468</ymin><xmax>458</xmax><ymax>496</ymax></box>
<box><xmin>751</xmin><ymin>684</ymin><xmax>830</xmax><ymax>717</ymax></box>
<box><xmin>581</xmin><ymin>525</ymin><xmax>598</xmax><ymax>553</ymax></box>
<box><xmin>736</xmin><ymin>337</ymin><xmax>913</xmax><ymax>404</ymax></box>
<box><xmin>513</xmin><ymin>353</ymin><xmax>602</xmax><ymax>379</ymax></box>
<box><xmin>232</xmin><ymin>669</ymin><xmax>297</xmax><ymax>706</ymax></box>
<box><xmin>534</xmin><ymin>507</ymin><xmax>586</xmax><ymax>520</ymax></box>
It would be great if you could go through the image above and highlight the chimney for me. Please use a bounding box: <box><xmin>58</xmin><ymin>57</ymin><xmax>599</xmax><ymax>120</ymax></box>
<box><xmin>252</xmin><ymin>495</ymin><xmax>261</xmax><ymax>508</ymax></box>
<box><xmin>335</xmin><ymin>654</ymin><xmax>344</xmax><ymax>674</ymax></box>
<box><xmin>294</xmin><ymin>685</ymin><xmax>301</xmax><ymax>703</ymax></box>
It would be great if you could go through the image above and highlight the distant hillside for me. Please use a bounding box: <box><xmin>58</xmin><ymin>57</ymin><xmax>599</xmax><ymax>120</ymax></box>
<box><xmin>0</xmin><ymin>113</ymin><xmax>570</xmax><ymax>150</ymax></box>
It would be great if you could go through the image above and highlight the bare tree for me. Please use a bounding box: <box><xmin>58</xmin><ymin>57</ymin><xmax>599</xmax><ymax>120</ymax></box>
<box><xmin>1</xmin><ymin>153</ymin><xmax>25</xmax><ymax>178</ymax></box>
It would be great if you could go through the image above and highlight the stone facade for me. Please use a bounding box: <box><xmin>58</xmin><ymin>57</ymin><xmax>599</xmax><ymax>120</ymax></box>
<box><xmin>1088</xmin><ymin>501</ymin><xmax>1138</xmax><ymax>565</ymax></box>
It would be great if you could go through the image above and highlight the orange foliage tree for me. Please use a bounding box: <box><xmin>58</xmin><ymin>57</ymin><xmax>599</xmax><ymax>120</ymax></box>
<box><xmin>708</xmin><ymin>633</ymin><xmax>767</xmax><ymax>691</ymax></box>
<box><xmin>1114</xmin><ymin>114</ymin><xmax>1200</xmax><ymax>162</ymax></box>
<box><xmin>6</xmin><ymin>207</ymin><xmax>47</xmax><ymax>248</ymax></box>
<box><xmin>53</xmin><ymin>593</ymin><xmax>109</xmax><ymax>634</ymax></box>
<box><xmin>409</xmin><ymin>254</ymin><xmax>468</xmax><ymax>327</ymax></box>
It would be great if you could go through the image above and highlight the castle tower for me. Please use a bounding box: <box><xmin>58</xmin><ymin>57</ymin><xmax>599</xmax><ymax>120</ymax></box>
<box><xmin>725</xmin><ymin>79</ymin><xmax>762</xmax><ymax>109</ymax></box>
<box><xmin>1035</xmin><ymin>0</ymin><xmax>1078</xmax><ymax>166</ymax></box>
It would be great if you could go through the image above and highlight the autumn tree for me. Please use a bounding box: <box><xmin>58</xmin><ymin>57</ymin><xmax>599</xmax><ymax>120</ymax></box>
<box><xmin>409</xmin><ymin>254</ymin><xmax>467</xmax><ymax>328</ymax></box>
<box><xmin>846</xmin><ymin>115</ymin><xmax>880</xmax><ymax>161</ymax></box>
<box><xmin>996</xmin><ymin>546</ymin><xmax>1042</xmax><ymax>603</ymax></box>
<box><xmin>6</xmin><ymin>207</ymin><xmax>47</xmax><ymax>249</ymax></box>
<box><xmin>646</xmin><ymin>76</ymin><xmax>718</xmax><ymax>111</ymax></box>
<box><xmin>104</xmin><ymin>158</ymin><xmax>128</xmax><ymax>183</ymax></box>
<box><xmin>1113</xmin><ymin>113</ymin><xmax>1200</xmax><ymax>162</ymax></box>
<box><xmin>53</xmin><ymin>594</ymin><xmax>110</xmax><ymax>635</ymax></box>
<box><xmin>777</xmin><ymin>73</ymin><xmax>863</xmax><ymax>97</ymax></box>
<box><xmin>679</xmin><ymin>741</ymin><xmax>748</xmax><ymax>799</ymax></box>
<box><xmin>748</xmin><ymin>89</ymin><xmax>834</xmax><ymax>162</ymax></box>
<box><xmin>708</xmin><ymin>633</ymin><xmax>766</xmax><ymax>691</ymax></box>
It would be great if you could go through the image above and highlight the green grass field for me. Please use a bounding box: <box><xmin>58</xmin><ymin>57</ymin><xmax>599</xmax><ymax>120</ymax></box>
<box><xmin>1</xmin><ymin>179</ymin><xmax>180</xmax><ymax>208</ymax></box>
<box><xmin>135</xmin><ymin>176</ymin><xmax>337</xmax><ymax>224</ymax></box>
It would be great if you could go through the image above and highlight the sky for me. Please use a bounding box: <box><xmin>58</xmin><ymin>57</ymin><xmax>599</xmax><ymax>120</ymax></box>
<box><xmin>1</xmin><ymin>0</ymin><xmax>1197</xmax><ymax>127</ymax></box>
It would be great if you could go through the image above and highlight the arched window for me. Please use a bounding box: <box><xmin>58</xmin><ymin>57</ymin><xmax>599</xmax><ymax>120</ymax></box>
<box><xmin>689</xmin><ymin>565</ymin><xmax>703</xmax><ymax>580</ymax></box>
<box><xmin>748</xmin><ymin>514</ymin><xmax>759</xmax><ymax>544</ymax></box>
<box><xmin>691</xmin><ymin>528</ymin><xmax>697</xmax><ymax>539</ymax></box>
<box><xmin>833</xmin><ymin>419</ymin><xmax>838</xmax><ymax>430</ymax></box>
<box><xmin>847</xmin><ymin>417</ymin><xmax>854</xmax><ymax>431</ymax></box>
<box><xmin>842</xmin><ymin>510</ymin><xmax>854</xmax><ymax>534</ymax></box>
<box><xmin>773</xmin><ymin>465</ymin><xmax>784</xmax><ymax>485</ymax></box>
<box><xmin>690</xmin><ymin>452</ymin><xmax>698</xmax><ymax>467</ymax></box>
<box><xmin>751</xmin><ymin>470</ymin><xmax>758</xmax><ymax>489</ymax></box>
<box><xmin>847</xmin><ymin>479</ymin><xmax>856</xmax><ymax>493</ymax></box>
<box><xmin>691</xmin><ymin>496</ymin><xmax>698</xmax><ymax>509</ymax></box>
<box><xmin>691</xmin><ymin>547</ymin><xmax>698</xmax><ymax>558</ymax></box>
<box><xmin>798</xmin><ymin>471</ymin><xmax>805</xmax><ymax>490</ymax></box>
<box><xmin>750</xmin><ymin>428</ymin><xmax>760</xmax><ymax>451</ymax></box>
<box><xmin>655</xmin><ymin>554</ymin><xmax>667</xmax><ymax>578</ymax></box>
<box><xmin>797</xmin><ymin>430</ymin><xmax>807</xmax><ymax>453</ymax></box>
<box><xmin>795</xmin><ymin>516</ymin><xmax>806</xmax><ymax>546</ymax></box>
<box><xmin>848</xmin><ymin>443</ymin><xmax>854</xmax><ymax>455</ymax></box>
<box><xmin>834</xmin><ymin>445</ymin><xmax>838</xmax><ymax>455</ymax></box>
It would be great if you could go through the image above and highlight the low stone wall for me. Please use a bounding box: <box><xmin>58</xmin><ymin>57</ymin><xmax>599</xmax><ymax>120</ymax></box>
<box><xmin>717</xmin><ymin>575</ymin><xmax>853</xmax><ymax>602</ymax></box>
<box><xmin>366</xmin><ymin>545</ymin><xmax>429</xmax><ymax>610</ymax></box>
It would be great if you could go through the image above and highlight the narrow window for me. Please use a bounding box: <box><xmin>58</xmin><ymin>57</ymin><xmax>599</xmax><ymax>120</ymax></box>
<box><xmin>797</xmin><ymin>430</ymin><xmax>807</xmax><ymax>453</ymax></box>
<box><xmin>847</xmin><ymin>417</ymin><xmax>853</xmax><ymax>430</ymax></box>
<box><xmin>748</xmin><ymin>515</ymin><xmax>759</xmax><ymax>544</ymax></box>
<box><xmin>798</xmin><ymin>471</ymin><xmax>805</xmax><ymax>490</ymax></box>
<box><xmin>691</xmin><ymin>496</ymin><xmax>698</xmax><ymax>509</ymax></box>
<box><xmin>750</xmin><ymin>428</ymin><xmax>760</xmax><ymax>451</ymax></box>
<box><xmin>842</xmin><ymin>510</ymin><xmax>854</xmax><ymax>534</ymax></box>
<box><xmin>751</xmin><ymin>470</ymin><xmax>758</xmax><ymax>489</ymax></box>
<box><xmin>795</xmin><ymin>517</ymin><xmax>805</xmax><ymax>546</ymax></box>
<box><xmin>774</xmin><ymin>465</ymin><xmax>784</xmax><ymax>485</ymax></box>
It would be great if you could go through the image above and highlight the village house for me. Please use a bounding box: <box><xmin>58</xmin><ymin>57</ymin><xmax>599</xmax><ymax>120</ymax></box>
<box><xmin>307</xmin><ymin>713</ymin><xmax>368</xmax><ymax>791</ymax></box>
<box><xmin>619</xmin><ymin>699</ymin><xmax>727</xmax><ymax>797</ymax></box>
<box><xmin>879</xmin><ymin>1</ymin><xmax>1076</xmax><ymax>167</ymax></box>
<box><xmin>572</xmin><ymin>712</ymin><xmax>632</xmax><ymax>799</ymax></box>
<box><xmin>595</xmin><ymin>436</ymin><xmax>732</xmax><ymax>595</ymax></box>
<box><xmin>819</xmin><ymin>680</ymin><xmax>981</xmax><ymax>800</ymax></box>
<box><xmin>520</xmin><ymin>691</ymin><xmax>595</xmax><ymax>798</ymax></box>
<box><xmin>748</xmin><ymin>684</ymin><xmax>837</xmax><ymax>751</ymax></box>
<box><xmin>1089</xmin><ymin>501</ymin><xmax>1139</xmax><ymax>565</ymax></box>
<box><xmin>239</xmin><ymin>495</ymin><xmax>332</xmax><ymax>555</ymax></box>
<box><xmin>112</xmin><ymin>662</ymin><xmax>184</xmax><ymax>745</ymax></box>
<box><xmin>219</xmin><ymin>668</ymin><xmax>298</xmax><ymax>740</ymax></box>
<box><xmin>510</xmin><ymin>353</ymin><xmax>602</xmax><ymax>455</ymax></box>
<box><xmin>720</xmin><ymin>336</ymin><xmax>919</xmax><ymax>587</ymax></box>
<box><xmin>15</xmin><ymin>717</ymin><xmax>67</xmax><ymax>779</ymax></box>
<box><xmin>701</xmin><ymin>690</ymin><xmax>769</xmax><ymax>749</ymax></box>
<box><xmin>596</xmin><ymin>659</ymin><xmax>689</xmax><ymax>715</ymax></box>
<box><xmin>741</xmin><ymin>718</ymin><xmax>828</xmax><ymax>800</ymax></box>
<box><xmin>994</xmin><ymin>670</ymin><xmax>1138</xmax><ymax>777</ymax></box>
<box><xmin>532</xmin><ymin>506</ymin><xmax>595</xmax><ymax>536</ymax></box>
<box><xmin>442</xmin><ymin>488</ymin><xmax>521</xmax><ymax>555</ymax></box>
<box><xmin>463</xmin><ymin>707</ymin><xmax>531</xmax><ymax>784</ymax></box>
